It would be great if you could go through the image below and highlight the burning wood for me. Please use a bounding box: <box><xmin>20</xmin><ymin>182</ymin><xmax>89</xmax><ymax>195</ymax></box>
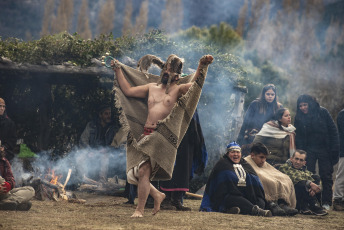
<box><xmin>78</xmin><ymin>175</ymin><xmax>126</xmax><ymax>195</ymax></box>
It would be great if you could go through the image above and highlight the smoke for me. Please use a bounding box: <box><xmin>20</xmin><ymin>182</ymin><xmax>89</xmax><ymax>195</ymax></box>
<box><xmin>11</xmin><ymin>145</ymin><xmax>127</xmax><ymax>188</ymax></box>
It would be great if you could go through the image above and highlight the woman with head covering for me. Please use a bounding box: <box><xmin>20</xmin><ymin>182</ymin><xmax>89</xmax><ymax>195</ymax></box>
<box><xmin>237</xmin><ymin>84</ymin><xmax>283</xmax><ymax>154</ymax></box>
<box><xmin>294</xmin><ymin>94</ymin><xmax>339</xmax><ymax>210</ymax></box>
<box><xmin>253</xmin><ymin>108</ymin><xmax>296</xmax><ymax>166</ymax></box>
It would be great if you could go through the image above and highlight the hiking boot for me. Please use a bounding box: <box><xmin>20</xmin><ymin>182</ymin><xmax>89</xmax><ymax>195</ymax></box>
<box><xmin>279</xmin><ymin>203</ymin><xmax>298</xmax><ymax>216</ymax></box>
<box><xmin>226</xmin><ymin>207</ymin><xmax>240</xmax><ymax>214</ymax></box>
<box><xmin>161</xmin><ymin>199</ymin><xmax>176</xmax><ymax>210</ymax></box>
<box><xmin>333</xmin><ymin>199</ymin><xmax>344</xmax><ymax>211</ymax></box>
<box><xmin>0</xmin><ymin>201</ymin><xmax>17</xmax><ymax>211</ymax></box>
<box><xmin>17</xmin><ymin>201</ymin><xmax>32</xmax><ymax>211</ymax></box>
<box><xmin>269</xmin><ymin>202</ymin><xmax>286</xmax><ymax>216</ymax></box>
<box><xmin>251</xmin><ymin>205</ymin><xmax>272</xmax><ymax>217</ymax></box>
<box><xmin>310</xmin><ymin>205</ymin><xmax>328</xmax><ymax>216</ymax></box>
<box><xmin>171</xmin><ymin>200</ymin><xmax>191</xmax><ymax>211</ymax></box>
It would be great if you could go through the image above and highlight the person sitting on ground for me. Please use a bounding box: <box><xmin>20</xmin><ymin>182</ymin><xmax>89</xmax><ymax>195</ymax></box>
<box><xmin>244</xmin><ymin>142</ymin><xmax>298</xmax><ymax>216</ymax></box>
<box><xmin>253</xmin><ymin>108</ymin><xmax>296</xmax><ymax>166</ymax></box>
<box><xmin>78</xmin><ymin>104</ymin><xmax>118</xmax><ymax>182</ymax></box>
<box><xmin>0</xmin><ymin>147</ymin><xmax>35</xmax><ymax>211</ymax></box>
<box><xmin>279</xmin><ymin>149</ymin><xmax>328</xmax><ymax>216</ymax></box>
<box><xmin>200</xmin><ymin>142</ymin><xmax>272</xmax><ymax>217</ymax></box>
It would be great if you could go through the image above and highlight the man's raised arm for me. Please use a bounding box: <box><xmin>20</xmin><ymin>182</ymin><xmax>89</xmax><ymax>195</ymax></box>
<box><xmin>179</xmin><ymin>55</ymin><xmax>213</xmax><ymax>96</ymax></box>
<box><xmin>112</xmin><ymin>60</ymin><xmax>149</xmax><ymax>98</ymax></box>
<box><xmin>191</xmin><ymin>55</ymin><xmax>214</xmax><ymax>82</ymax></box>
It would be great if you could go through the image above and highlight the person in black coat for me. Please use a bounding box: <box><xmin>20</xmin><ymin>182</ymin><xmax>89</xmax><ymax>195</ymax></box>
<box><xmin>333</xmin><ymin>108</ymin><xmax>344</xmax><ymax>211</ymax></box>
<box><xmin>237</xmin><ymin>84</ymin><xmax>282</xmax><ymax>155</ymax></box>
<box><xmin>0</xmin><ymin>98</ymin><xmax>17</xmax><ymax>162</ymax></box>
<box><xmin>294</xmin><ymin>94</ymin><xmax>339</xmax><ymax>209</ymax></box>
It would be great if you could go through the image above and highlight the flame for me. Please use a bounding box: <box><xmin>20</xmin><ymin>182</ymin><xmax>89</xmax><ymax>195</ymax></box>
<box><xmin>47</xmin><ymin>169</ymin><xmax>62</xmax><ymax>185</ymax></box>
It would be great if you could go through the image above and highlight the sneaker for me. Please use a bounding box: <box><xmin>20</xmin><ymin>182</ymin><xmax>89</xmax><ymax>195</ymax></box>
<box><xmin>17</xmin><ymin>201</ymin><xmax>32</xmax><ymax>211</ymax></box>
<box><xmin>322</xmin><ymin>204</ymin><xmax>331</xmax><ymax>211</ymax></box>
<box><xmin>226</xmin><ymin>207</ymin><xmax>240</xmax><ymax>214</ymax></box>
<box><xmin>251</xmin><ymin>205</ymin><xmax>273</xmax><ymax>217</ymax></box>
<box><xmin>310</xmin><ymin>205</ymin><xmax>328</xmax><ymax>216</ymax></box>
<box><xmin>0</xmin><ymin>201</ymin><xmax>17</xmax><ymax>211</ymax></box>
<box><xmin>299</xmin><ymin>206</ymin><xmax>313</xmax><ymax>215</ymax></box>
<box><xmin>279</xmin><ymin>203</ymin><xmax>298</xmax><ymax>216</ymax></box>
<box><xmin>333</xmin><ymin>199</ymin><xmax>344</xmax><ymax>211</ymax></box>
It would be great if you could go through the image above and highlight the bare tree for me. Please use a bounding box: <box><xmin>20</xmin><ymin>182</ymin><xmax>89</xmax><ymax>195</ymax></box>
<box><xmin>160</xmin><ymin>0</ymin><xmax>183</xmax><ymax>34</ymax></box>
<box><xmin>51</xmin><ymin>0</ymin><xmax>74</xmax><ymax>34</ymax></box>
<box><xmin>122</xmin><ymin>0</ymin><xmax>133</xmax><ymax>36</ymax></box>
<box><xmin>236</xmin><ymin>0</ymin><xmax>248</xmax><ymax>37</ymax></box>
<box><xmin>134</xmin><ymin>0</ymin><xmax>149</xmax><ymax>35</ymax></box>
<box><xmin>98</xmin><ymin>0</ymin><xmax>116</xmax><ymax>35</ymax></box>
<box><xmin>40</xmin><ymin>0</ymin><xmax>55</xmax><ymax>36</ymax></box>
<box><xmin>78</xmin><ymin>0</ymin><xmax>92</xmax><ymax>39</ymax></box>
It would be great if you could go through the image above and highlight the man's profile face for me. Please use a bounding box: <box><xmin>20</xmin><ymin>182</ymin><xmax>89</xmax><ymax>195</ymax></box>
<box><xmin>250</xmin><ymin>153</ymin><xmax>266</xmax><ymax>167</ymax></box>
<box><xmin>290</xmin><ymin>152</ymin><xmax>306</xmax><ymax>169</ymax></box>
<box><xmin>227</xmin><ymin>150</ymin><xmax>241</xmax><ymax>163</ymax></box>
<box><xmin>99</xmin><ymin>108</ymin><xmax>111</xmax><ymax>124</ymax></box>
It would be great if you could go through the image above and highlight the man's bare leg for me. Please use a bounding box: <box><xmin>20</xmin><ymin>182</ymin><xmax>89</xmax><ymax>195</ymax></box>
<box><xmin>131</xmin><ymin>162</ymin><xmax>151</xmax><ymax>217</ymax></box>
<box><xmin>150</xmin><ymin>184</ymin><xmax>166</xmax><ymax>215</ymax></box>
<box><xmin>131</xmin><ymin>161</ymin><xmax>166</xmax><ymax>217</ymax></box>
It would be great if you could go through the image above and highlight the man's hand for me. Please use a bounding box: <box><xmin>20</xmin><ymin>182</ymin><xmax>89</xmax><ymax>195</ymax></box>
<box><xmin>309</xmin><ymin>182</ymin><xmax>321</xmax><ymax>196</ymax></box>
<box><xmin>0</xmin><ymin>181</ymin><xmax>11</xmax><ymax>194</ymax></box>
<box><xmin>199</xmin><ymin>55</ymin><xmax>214</xmax><ymax>66</ymax></box>
<box><xmin>110</xmin><ymin>59</ymin><xmax>121</xmax><ymax>71</ymax></box>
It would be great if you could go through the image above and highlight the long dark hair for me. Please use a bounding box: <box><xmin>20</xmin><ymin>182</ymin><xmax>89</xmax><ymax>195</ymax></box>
<box><xmin>273</xmin><ymin>108</ymin><xmax>289</xmax><ymax>130</ymax></box>
<box><xmin>295</xmin><ymin>94</ymin><xmax>320</xmax><ymax>118</ymax></box>
<box><xmin>257</xmin><ymin>84</ymin><xmax>281</xmax><ymax>114</ymax></box>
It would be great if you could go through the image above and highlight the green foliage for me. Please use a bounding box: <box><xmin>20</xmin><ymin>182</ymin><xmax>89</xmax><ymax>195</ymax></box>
<box><xmin>0</xmin><ymin>32</ymin><xmax>116</xmax><ymax>67</ymax></box>
<box><xmin>18</xmin><ymin>144</ymin><xmax>38</xmax><ymax>158</ymax></box>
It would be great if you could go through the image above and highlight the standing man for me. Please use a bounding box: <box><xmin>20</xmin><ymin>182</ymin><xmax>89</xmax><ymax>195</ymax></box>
<box><xmin>111</xmin><ymin>54</ymin><xmax>213</xmax><ymax>217</ymax></box>
<box><xmin>333</xmin><ymin>109</ymin><xmax>344</xmax><ymax>211</ymax></box>
<box><xmin>79</xmin><ymin>104</ymin><xmax>117</xmax><ymax>182</ymax></box>
<box><xmin>0</xmin><ymin>98</ymin><xmax>17</xmax><ymax>162</ymax></box>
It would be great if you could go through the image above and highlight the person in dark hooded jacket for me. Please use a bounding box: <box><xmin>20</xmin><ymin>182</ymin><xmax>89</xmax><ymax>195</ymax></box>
<box><xmin>294</xmin><ymin>94</ymin><xmax>339</xmax><ymax>209</ymax></box>
<box><xmin>0</xmin><ymin>98</ymin><xmax>17</xmax><ymax>162</ymax></box>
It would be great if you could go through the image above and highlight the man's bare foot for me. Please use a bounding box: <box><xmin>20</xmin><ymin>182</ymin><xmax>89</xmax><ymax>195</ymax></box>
<box><xmin>152</xmin><ymin>192</ymin><xmax>166</xmax><ymax>215</ymax></box>
<box><xmin>131</xmin><ymin>210</ymin><xmax>143</xmax><ymax>218</ymax></box>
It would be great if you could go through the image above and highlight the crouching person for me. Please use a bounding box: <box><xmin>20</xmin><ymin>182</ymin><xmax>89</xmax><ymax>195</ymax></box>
<box><xmin>279</xmin><ymin>150</ymin><xmax>328</xmax><ymax>216</ymax></box>
<box><xmin>0</xmin><ymin>149</ymin><xmax>34</xmax><ymax>211</ymax></box>
<box><xmin>244</xmin><ymin>142</ymin><xmax>298</xmax><ymax>216</ymax></box>
<box><xmin>200</xmin><ymin>142</ymin><xmax>272</xmax><ymax>217</ymax></box>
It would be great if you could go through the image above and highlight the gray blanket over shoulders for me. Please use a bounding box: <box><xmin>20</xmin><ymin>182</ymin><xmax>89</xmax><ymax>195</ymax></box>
<box><xmin>112</xmin><ymin>61</ymin><xmax>209</xmax><ymax>181</ymax></box>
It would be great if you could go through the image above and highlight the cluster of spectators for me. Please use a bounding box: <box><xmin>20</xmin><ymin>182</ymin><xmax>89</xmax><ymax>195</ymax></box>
<box><xmin>202</xmin><ymin>84</ymin><xmax>343</xmax><ymax>217</ymax></box>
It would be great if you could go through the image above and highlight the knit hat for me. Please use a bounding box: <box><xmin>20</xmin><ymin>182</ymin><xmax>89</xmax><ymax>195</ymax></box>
<box><xmin>0</xmin><ymin>98</ymin><xmax>5</xmax><ymax>105</ymax></box>
<box><xmin>226</xmin><ymin>141</ymin><xmax>241</xmax><ymax>152</ymax></box>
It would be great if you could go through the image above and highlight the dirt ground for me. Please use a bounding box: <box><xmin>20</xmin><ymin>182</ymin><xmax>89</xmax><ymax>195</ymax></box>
<box><xmin>1</xmin><ymin>192</ymin><xmax>344</xmax><ymax>230</ymax></box>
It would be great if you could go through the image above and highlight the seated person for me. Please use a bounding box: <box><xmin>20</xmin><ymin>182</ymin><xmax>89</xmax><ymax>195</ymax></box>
<box><xmin>253</xmin><ymin>108</ymin><xmax>295</xmax><ymax>166</ymax></box>
<box><xmin>78</xmin><ymin>104</ymin><xmax>117</xmax><ymax>182</ymax></box>
<box><xmin>200</xmin><ymin>142</ymin><xmax>272</xmax><ymax>217</ymax></box>
<box><xmin>244</xmin><ymin>142</ymin><xmax>298</xmax><ymax>216</ymax></box>
<box><xmin>279</xmin><ymin>149</ymin><xmax>328</xmax><ymax>216</ymax></box>
<box><xmin>0</xmin><ymin>148</ymin><xmax>35</xmax><ymax>211</ymax></box>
